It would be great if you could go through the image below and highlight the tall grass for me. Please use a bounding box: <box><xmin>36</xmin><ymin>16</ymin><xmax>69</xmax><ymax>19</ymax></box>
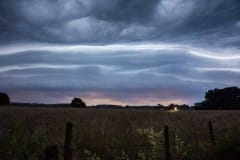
<box><xmin>0</xmin><ymin>107</ymin><xmax>240</xmax><ymax>159</ymax></box>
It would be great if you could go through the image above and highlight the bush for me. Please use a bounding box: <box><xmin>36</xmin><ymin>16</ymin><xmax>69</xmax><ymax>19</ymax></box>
<box><xmin>71</xmin><ymin>97</ymin><xmax>87</xmax><ymax>108</ymax></box>
<box><xmin>0</xmin><ymin>92</ymin><xmax>10</xmax><ymax>105</ymax></box>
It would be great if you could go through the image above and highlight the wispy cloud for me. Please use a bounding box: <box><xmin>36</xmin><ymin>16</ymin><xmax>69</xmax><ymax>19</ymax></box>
<box><xmin>1</xmin><ymin>42</ymin><xmax>240</xmax><ymax>61</ymax></box>
<box><xmin>1</xmin><ymin>0</ymin><xmax>240</xmax><ymax>104</ymax></box>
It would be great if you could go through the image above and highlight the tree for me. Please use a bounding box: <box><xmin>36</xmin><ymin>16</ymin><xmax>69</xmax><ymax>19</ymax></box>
<box><xmin>195</xmin><ymin>87</ymin><xmax>240</xmax><ymax>109</ymax></box>
<box><xmin>0</xmin><ymin>93</ymin><xmax>10</xmax><ymax>105</ymax></box>
<box><xmin>178</xmin><ymin>104</ymin><xmax>190</xmax><ymax>110</ymax></box>
<box><xmin>71</xmin><ymin>97</ymin><xmax>86</xmax><ymax>108</ymax></box>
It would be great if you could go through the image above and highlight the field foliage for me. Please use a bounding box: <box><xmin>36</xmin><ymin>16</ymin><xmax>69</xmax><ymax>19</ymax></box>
<box><xmin>0</xmin><ymin>107</ymin><xmax>240</xmax><ymax>159</ymax></box>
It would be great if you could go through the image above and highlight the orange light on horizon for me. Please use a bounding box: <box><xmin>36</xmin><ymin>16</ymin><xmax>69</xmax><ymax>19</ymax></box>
<box><xmin>60</xmin><ymin>91</ymin><xmax>189</xmax><ymax>106</ymax></box>
<box><xmin>168</xmin><ymin>106</ymin><xmax>180</xmax><ymax>112</ymax></box>
<box><xmin>174</xmin><ymin>107</ymin><xmax>179</xmax><ymax>112</ymax></box>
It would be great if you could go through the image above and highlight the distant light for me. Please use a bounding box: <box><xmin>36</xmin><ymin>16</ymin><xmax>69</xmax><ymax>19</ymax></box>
<box><xmin>168</xmin><ymin>106</ymin><xmax>179</xmax><ymax>112</ymax></box>
<box><xmin>174</xmin><ymin>107</ymin><xmax>178</xmax><ymax>111</ymax></box>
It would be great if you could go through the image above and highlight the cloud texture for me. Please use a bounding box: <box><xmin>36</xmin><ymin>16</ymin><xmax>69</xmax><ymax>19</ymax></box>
<box><xmin>0</xmin><ymin>0</ymin><xmax>240</xmax><ymax>105</ymax></box>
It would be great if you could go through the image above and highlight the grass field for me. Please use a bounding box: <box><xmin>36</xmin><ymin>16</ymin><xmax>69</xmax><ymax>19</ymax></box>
<box><xmin>0</xmin><ymin>107</ymin><xmax>240</xmax><ymax>160</ymax></box>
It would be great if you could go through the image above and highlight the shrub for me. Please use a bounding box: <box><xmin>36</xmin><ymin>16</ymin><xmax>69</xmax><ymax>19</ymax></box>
<box><xmin>0</xmin><ymin>92</ymin><xmax>10</xmax><ymax>105</ymax></box>
<box><xmin>71</xmin><ymin>97</ymin><xmax>87</xmax><ymax>108</ymax></box>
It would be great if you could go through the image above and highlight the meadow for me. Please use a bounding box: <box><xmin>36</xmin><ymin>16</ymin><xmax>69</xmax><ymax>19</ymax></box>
<box><xmin>0</xmin><ymin>107</ymin><xmax>240</xmax><ymax>160</ymax></box>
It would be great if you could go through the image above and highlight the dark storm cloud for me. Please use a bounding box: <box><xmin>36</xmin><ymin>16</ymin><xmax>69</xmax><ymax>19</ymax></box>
<box><xmin>91</xmin><ymin>0</ymin><xmax>159</xmax><ymax>22</ymax></box>
<box><xmin>1</xmin><ymin>0</ymin><xmax>240</xmax><ymax>43</ymax></box>
<box><xmin>0</xmin><ymin>0</ymin><xmax>240</xmax><ymax>104</ymax></box>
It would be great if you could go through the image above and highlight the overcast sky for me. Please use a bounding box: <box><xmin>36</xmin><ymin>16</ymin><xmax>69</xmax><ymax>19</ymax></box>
<box><xmin>1</xmin><ymin>0</ymin><xmax>240</xmax><ymax>105</ymax></box>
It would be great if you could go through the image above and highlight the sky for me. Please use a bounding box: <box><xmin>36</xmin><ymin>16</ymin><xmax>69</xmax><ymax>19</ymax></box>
<box><xmin>0</xmin><ymin>0</ymin><xmax>240</xmax><ymax>105</ymax></box>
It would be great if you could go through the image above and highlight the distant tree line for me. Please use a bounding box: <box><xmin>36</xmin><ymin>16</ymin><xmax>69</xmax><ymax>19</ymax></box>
<box><xmin>1</xmin><ymin>86</ymin><xmax>240</xmax><ymax>110</ymax></box>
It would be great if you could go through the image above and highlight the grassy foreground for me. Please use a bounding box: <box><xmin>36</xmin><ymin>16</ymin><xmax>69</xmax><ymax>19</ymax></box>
<box><xmin>0</xmin><ymin>107</ymin><xmax>240</xmax><ymax>160</ymax></box>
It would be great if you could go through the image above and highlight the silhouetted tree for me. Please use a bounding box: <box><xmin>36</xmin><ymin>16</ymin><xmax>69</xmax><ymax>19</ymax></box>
<box><xmin>195</xmin><ymin>87</ymin><xmax>240</xmax><ymax>109</ymax></box>
<box><xmin>178</xmin><ymin>104</ymin><xmax>190</xmax><ymax>110</ymax></box>
<box><xmin>158</xmin><ymin>104</ymin><xmax>164</xmax><ymax>109</ymax></box>
<box><xmin>71</xmin><ymin>97</ymin><xmax>86</xmax><ymax>108</ymax></box>
<box><xmin>0</xmin><ymin>93</ymin><xmax>10</xmax><ymax>105</ymax></box>
<box><xmin>167</xmin><ymin>103</ymin><xmax>176</xmax><ymax>110</ymax></box>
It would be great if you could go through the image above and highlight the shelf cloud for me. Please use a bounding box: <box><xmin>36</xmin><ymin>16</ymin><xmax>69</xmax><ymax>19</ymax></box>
<box><xmin>0</xmin><ymin>0</ymin><xmax>240</xmax><ymax>105</ymax></box>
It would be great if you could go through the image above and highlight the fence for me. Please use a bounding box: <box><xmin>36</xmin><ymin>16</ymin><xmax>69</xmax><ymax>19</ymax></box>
<box><xmin>44</xmin><ymin>121</ymin><xmax>216</xmax><ymax>160</ymax></box>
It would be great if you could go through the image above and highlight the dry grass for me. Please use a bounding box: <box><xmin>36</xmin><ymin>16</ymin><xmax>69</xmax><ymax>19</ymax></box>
<box><xmin>0</xmin><ymin>107</ymin><xmax>240</xmax><ymax>159</ymax></box>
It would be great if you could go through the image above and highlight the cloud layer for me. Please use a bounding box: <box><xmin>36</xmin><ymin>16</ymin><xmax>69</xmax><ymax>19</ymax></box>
<box><xmin>0</xmin><ymin>0</ymin><xmax>240</xmax><ymax>105</ymax></box>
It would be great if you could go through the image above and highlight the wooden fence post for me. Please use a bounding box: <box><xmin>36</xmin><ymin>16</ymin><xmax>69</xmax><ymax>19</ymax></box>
<box><xmin>64</xmin><ymin>122</ymin><xmax>73</xmax><ymax>160</ymax></box>
<box><xmin>44</xmin><ymin>145</ymin><xmax>59</xmax><ymax>160</ymax></box>
<box><xmin>208</xmin><ymin>121</ymin><xmax>216</xmax><ymax>146</ymax></box>
<box><xmin>164</xmin><ymin>125</ymin><xmax>170</xmax><ymax>160</ymax></box>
